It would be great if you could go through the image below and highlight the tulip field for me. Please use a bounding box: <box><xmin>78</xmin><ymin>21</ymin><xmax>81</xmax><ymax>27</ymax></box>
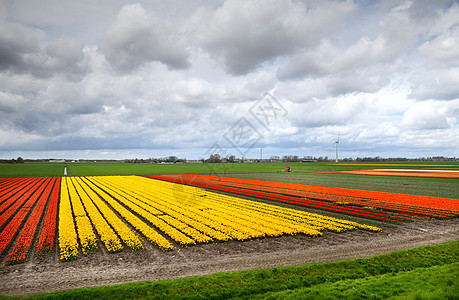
<box><xmin>149</xmin><ymin>174</ymin><xmax>459</xmax><ymax>219</ymax></box>
<box><xmin>1</xmin><ymin>175</ymin><xmax>385</xmax><ymax>264</ymax></box>
<box><xmin>0</xmin><ymin>177</ymin><xmax>60</xmax><ymax>264</ymax></box>
<box><xmin>0</xmin><ymin>169</ymin><xmax>457</xmax><ymax>266</ymax></box>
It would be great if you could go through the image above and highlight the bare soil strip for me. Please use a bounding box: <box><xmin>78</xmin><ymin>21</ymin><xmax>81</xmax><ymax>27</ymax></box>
<box><xmin>1</xmin><ymin>218</ymin><xmax>458</xmax><ymax>297</ymax></box>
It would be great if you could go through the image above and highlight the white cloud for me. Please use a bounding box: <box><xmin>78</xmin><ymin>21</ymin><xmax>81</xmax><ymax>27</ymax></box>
<box><xmin>419</xmin><ymin>22</ymin><xmax>459</xmax><ymax>68</ymax></box>
<box><xmin>401</xmin><ymin>101</ymin><xmax>453</xmax><ymax>130</ymax></box>
<box><xmin>426</xmin><ymin>1</ymin><xmax>459</xmax><ymax>36</ymax></box>
<box><xmin>287</xmin><ymin>96</ymin><xmax>367</xmax><ymax>128</ymax></box>
<box><xmin>408</xmin><ymin>67</ymin><xmax>459</xmax><ymax>101</ymax></box>
<box><xmin>1</xmin><ymin>0</ymin><xmax>458</xmax><ymax>159</ymax></box>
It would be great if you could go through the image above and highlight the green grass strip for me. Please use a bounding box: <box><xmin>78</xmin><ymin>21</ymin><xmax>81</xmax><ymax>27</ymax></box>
<box><xmin>7</xmin><ymin>240</ymin><xmax>457</xmax><ymax>300</ymax></box>
<box><xmin>251</xmin><ymin>263</ymin><xmax>458</xmax><ymax>300</ymax></box>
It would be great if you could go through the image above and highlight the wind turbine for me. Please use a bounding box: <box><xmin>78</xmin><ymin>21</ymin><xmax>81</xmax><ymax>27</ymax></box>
<box><xmin>335</xmin><ymin>131</ymin><xmax>340</xmax><ymax>163</ymax></box>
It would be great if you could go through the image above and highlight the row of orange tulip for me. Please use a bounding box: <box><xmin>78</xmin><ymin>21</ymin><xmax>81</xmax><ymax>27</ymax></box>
<box><xmin>5</xmin><ymin>178</ymin><xmax>55</xmax><ymax>264</ymax></box>
<box><xmin>167</xmin><ymin>174</ymin><xmax>458</xmax><ymax>219</ymax></box>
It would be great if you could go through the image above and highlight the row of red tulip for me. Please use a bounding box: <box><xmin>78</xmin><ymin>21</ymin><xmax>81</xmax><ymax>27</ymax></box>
<box><xmin>148</xmin><ymin>175</ymin><xmax>403</xmax><ymax>222</ymax></box>
<box><xmin>36</xmin><ymin>178</ymin><xmax>61</xmax><ymax>256</ymax></box>
<box><xmin>210</xmin><ymin>175</ymin><xmax>458</xmax><ymax>214</ymax></box>
<box><xmin>0</xmin><ymin>177</ymin><xmax>60</xmax><ymax>263</ymax></box>
<box><xmin>206</xmin><ymin>175</ymin><xmax>458</xmax><ymax>218</ymax></box>
<box><xmin>151</xmin><ymin>174</ymin><xmax>457</xmax><ymax>219</ymax></box>
<box><xmin>0</xmin><ymin>178</ymin><xmax>42</xmax><ymax>225</ymax></box>
<box><xmin>6</xmin><ymin>178</ymin><xmax>57</xmax><ymax>264</ymax></box>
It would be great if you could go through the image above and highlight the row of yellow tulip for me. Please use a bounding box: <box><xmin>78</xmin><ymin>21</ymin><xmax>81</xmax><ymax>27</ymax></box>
<box><xmin>191</xmin><ymin>191</ymin><xmax>321</xmax><ymax>237</ymax></box>
<box><xmin>90</xmin><ymin>176</ymin><xmax>380</xmax><ymax>248</ymax></box>
<box><xmin>59</xmin><ymin>175</ymin><xmax>381</xmax><ymax>258</ymax></box>
<box><xmin>78</xmin><ymin>177</ymin><xmax>143</xmax><ymax>251</ymax></box>
<box><xmin>108</xmin><ymin>177</ymin><xmax>233</xmax><ymax>241</ymax></box>
<box><xmin>89</xmin><ymin>176</ymin><xmax>198</xmax><ymax>246</ymax></box>
<box><xmin>130</xmin><ymin>176</ymin><xmax>367</xmax><ymax>235</ymax></box>
<box><xmin>147</xmin><ymin>178</ymin><xmax>282</xmax><ymax>238</ymax></box>
<box><xmin>96</xmin><ymin>176</ymin><xmax>264</xmax><ymax>240</ymax></box>
<box><xmin>71</xmin><ymin>177</ymin><xmax>123</xmax><ymax>253</ymax></box>
<box><xmin>200</xmin><ymin>188</ymin><xmax>381</xmax><ymax>233</ymax></box>
<box><xmin>136</xmin><ymin>176</ymin><xmax>381</xmax><ymax>233</ymax></box>
<box><xmin>65</xmin><ymin>177</ymin><xmax>98</xmax><ymax>255</ymax></box>
<box><xmin>81</xmin><ymin>177</ymin><xmax>172</xmax><ymax>251</ymax></box>
<box><xmin>58</xmin><ymin>178</ymin><xmax>78</xmax><ymax>261</ymax></box>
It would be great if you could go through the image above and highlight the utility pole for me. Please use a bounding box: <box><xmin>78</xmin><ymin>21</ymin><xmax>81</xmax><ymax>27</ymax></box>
<box><xmin>260</xmin><ymin>149</ymin><xmax>263</xmax><ymax>162</ymax></box>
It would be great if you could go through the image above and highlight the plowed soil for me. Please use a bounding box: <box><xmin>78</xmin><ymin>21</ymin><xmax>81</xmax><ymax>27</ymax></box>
<box><xmin>1</xmin><ymin>218</ymin><xmax>458</xmax><ymax>297</ymax></box>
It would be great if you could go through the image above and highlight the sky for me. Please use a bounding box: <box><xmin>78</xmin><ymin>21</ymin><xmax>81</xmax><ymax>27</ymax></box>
<box><xmin>1</xmin><ymin>0</ymin><xmax>458</xmax><ymax>160</ymax></box>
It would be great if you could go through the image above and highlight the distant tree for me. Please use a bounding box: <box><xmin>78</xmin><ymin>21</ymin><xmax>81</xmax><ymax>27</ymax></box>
<box><xmin>206</xmin><ymin>154</ymin><xmax>221</xmax><ymax>163</ymax></box>
<box><xmin>16</xmin><ymin>157</ymin><xmax>24</xmax><ymax>163</ymax></box>
<box><xmin>282</xmin><ymin>155</ymin><xmax>300</xmax><ymax>162</ymax></box>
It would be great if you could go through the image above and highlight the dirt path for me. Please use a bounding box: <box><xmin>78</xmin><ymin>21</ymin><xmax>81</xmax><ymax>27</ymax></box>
<box><xmin>1</xmin><ymin>218</ymin><xmax>458</xmax><ymax>297</ymax></box>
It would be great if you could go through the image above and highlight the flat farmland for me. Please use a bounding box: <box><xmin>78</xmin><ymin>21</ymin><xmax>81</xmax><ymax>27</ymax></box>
<box><xmin>0</xmin><ymin>162</ymin><xmax>458</xmax><ymax>298</ymax></box>
<box><xmin>219</xmin><ymin>171</ymin><xmax>459</xmax><ymax>199</ymax></box>
<box><xmin>1</xmin><ymin>161</ymin><xmax>458</xmax><ymax>178</ymax></box>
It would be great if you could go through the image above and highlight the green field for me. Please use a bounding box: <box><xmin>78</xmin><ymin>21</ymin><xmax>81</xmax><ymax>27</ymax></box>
<box><xmin>1</xmin><ymin>161</ymin><xmax>458</xmax><ymax>178</ymax></box>
<box><xmin>1</xmin><ymin>161</ymin><xmax>457</xmax><ymax>200</ymax></box>
<box><xmin>0</xmin><ymin>163</ymin><xmax>66</xmax><ymax>178</ymax></box>
<box><xmin>1</xmin><ymin>161</ymin><xmax>457</xmax><ymax>299</ymax></box>
<box><xmin>6</xmin><ymin>240</ymin><xmax>457</xmax><ymax>300</ymax></box>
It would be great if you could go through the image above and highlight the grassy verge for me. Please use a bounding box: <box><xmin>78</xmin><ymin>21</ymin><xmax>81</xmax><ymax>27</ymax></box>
<box><xmin>9</xmin><ymin>240</ymin><xmax>458</xmax><ymax>300</ymax></box>
<box><xmin>252</xmin><ymin>263</ymin><xmax>458</xmax><ymax>299</ymax></box>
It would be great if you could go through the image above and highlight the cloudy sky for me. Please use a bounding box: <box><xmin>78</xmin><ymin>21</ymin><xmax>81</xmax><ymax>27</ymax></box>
<box><xmin>1</xmin><ymin>0</ymin><xmax>458</xmax><ymax>160</ymax></box>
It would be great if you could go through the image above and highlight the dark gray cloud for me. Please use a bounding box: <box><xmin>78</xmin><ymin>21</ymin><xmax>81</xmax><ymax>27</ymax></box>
<box><xmin>277</xmin><ymin>1</ymin><xmax>422</xmax><ymax>82</ymax></box>
<box><xmin>0</xmin><ymin>18</ymin><xmax>88</xmax><ymax>79</ymax></box>
<box><xmin>191</xmin><ymin>0</ymin><xmax>357</xmax><ymax>75</ymax></box>
<box><xmin>0</xmin><ymin>21</ymin><xmax>42</xmax><ymax>70</ymax></box>
<box><xmin>99</xmin><ymin>3</ymin><xmax>190</xmax><ymax>72</ymax></box>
